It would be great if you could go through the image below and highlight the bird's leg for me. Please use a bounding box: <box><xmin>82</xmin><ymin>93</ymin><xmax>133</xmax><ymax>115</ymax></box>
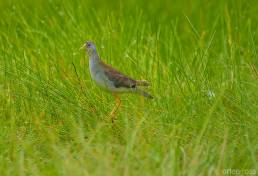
<box><xmin>109</xmin><ymin>93</ymin><xmax>121</xmax><ymax>122</ymax></box>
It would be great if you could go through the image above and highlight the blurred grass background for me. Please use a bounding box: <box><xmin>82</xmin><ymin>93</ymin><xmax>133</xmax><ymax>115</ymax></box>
<box><xmin>0</xmin><ymin>0</ymin><xmax>257</xmax><ymax>175</ymax></box>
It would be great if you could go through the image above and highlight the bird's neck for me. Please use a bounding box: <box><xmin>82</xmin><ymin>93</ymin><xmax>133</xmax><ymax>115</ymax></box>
<box><xmin>89</xmin><ymin>52</ymin><xmax>101</xmax><ymax>66</ymax></box>
<box><xmin>89</xmin><ymin>51</ymin><xmax>101</xmax><ymax>61</ymax></box>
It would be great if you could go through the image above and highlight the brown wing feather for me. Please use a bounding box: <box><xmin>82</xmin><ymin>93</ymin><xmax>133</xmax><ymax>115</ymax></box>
<box><xmin>100</xmin><ymin>61</ymin><xmax>137</xmax><ymax>88</ymax></box>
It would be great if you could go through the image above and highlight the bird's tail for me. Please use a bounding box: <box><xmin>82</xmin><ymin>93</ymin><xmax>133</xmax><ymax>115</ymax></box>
<box><xmin>136</xmin><ymin>80</ymin><xmax>150</xmax><ymax>86</ymax></box>
<box><xmin>135</xmin><ymin>88</ymin><xmax>153</xmax><ymax>99</ymax></box>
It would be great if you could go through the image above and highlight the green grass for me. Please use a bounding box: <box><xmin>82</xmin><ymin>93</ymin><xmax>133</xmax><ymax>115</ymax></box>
<box><xmin>0</xmin><ymin>0</ymin><xmax>258</xmax><ymax>175</ymax></box>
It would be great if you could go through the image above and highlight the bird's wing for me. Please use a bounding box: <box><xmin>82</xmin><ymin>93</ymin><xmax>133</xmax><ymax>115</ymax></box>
<box><xmin>100</xmin><ymin>61</ymin><xmax>137</xmax><ymax>88</ymax></box>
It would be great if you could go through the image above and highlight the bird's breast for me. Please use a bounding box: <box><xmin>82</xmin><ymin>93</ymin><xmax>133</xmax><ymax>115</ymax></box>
<box><xmin>89</xmin><ymin>59</ymin><xmax>130</xmax><ymax>92</ymax></box>
<box><xmin>89</xmin><ymin>59</ymin><xmax>109</xmax><ymax>88</ymax></box>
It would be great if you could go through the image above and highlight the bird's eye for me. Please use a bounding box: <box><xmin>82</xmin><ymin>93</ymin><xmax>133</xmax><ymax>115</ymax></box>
<box><xmin>86</xmin><ymin>43</ymin><xmax>91</xmax><ymax>47</ymax></box>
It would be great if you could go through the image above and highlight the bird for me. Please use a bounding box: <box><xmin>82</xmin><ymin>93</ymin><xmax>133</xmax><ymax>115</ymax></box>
<box><xmin>81</xmin><ymin>41</ymin><xmax>153</xmax><ymax>122</ymax></box>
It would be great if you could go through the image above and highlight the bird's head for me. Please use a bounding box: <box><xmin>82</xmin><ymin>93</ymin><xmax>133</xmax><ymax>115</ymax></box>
<box><xmin>80</xmin><ymin>41</ymin><xmax>97</xmax><ymax>57</ymax></box>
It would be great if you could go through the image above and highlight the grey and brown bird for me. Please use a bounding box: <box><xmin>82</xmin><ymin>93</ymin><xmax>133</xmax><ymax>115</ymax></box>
<box><xmin>81</xmin><ymin>41</ymin><xmax>153</xmax><ymax>121</ymax></box>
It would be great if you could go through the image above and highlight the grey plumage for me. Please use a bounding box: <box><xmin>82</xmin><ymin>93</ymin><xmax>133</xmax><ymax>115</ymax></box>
<box><xmin>85</xmin><ymin>41</ymin><xmax>153</xmax><ymax>99</ymax></box>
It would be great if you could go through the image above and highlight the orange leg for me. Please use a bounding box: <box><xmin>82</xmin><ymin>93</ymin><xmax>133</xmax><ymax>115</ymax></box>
<box><xmin>109</xmin><ymin>93</ymin><xmax>121</xmax><ymax>122</ymax></box>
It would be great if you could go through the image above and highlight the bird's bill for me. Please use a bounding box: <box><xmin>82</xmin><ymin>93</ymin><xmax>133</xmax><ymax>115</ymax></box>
<box><xmin>79</xmin><ymin>43</ymin><xmax>86</xmax><ymax>50</ymax></box>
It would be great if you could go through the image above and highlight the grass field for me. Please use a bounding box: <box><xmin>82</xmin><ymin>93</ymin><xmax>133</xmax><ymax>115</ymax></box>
<box><xmin>0</xmin><ymin>0</ymin><xmax>258</xmax><ymax>175</ymax></box>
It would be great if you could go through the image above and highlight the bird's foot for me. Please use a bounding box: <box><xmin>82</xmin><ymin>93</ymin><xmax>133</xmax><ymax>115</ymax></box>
<box><xmin>107</xmin><ymin>93</ymin><xmax>121</xmax><ymax>123</ymax></box>
<box><xmin>108</xmin><ymin>110</ymin><xmax>117</xmax><ymax>123</ymax></box>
